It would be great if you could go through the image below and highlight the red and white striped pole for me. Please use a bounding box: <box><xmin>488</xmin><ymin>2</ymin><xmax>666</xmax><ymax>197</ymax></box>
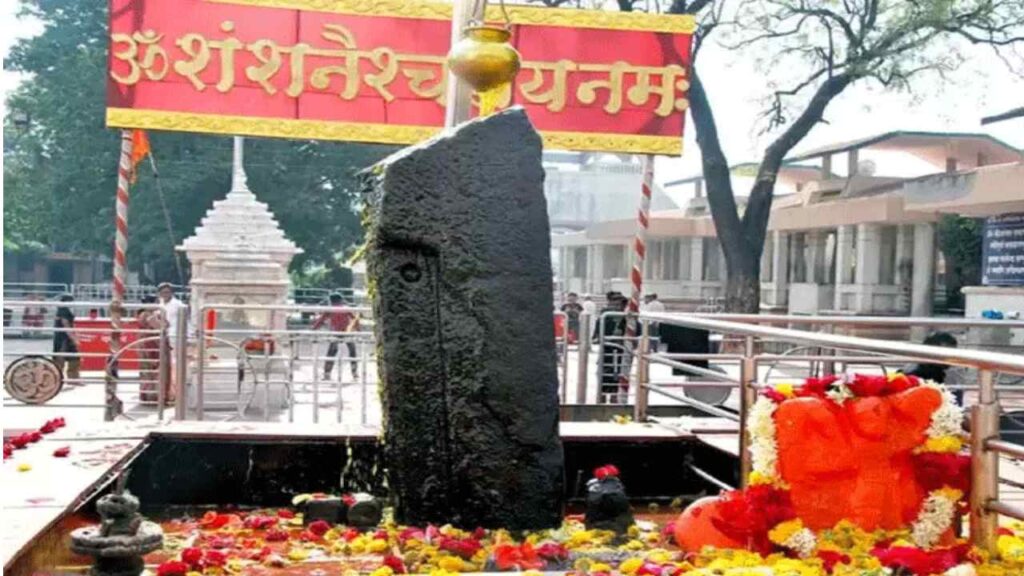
<box><xmin>105</xmin><ymin>130</ymin><xmax>133</xmax><ymax>420</ymax></box>
<box><xmin>619</xmin><ymin>155</ymin><xmax>654</xmax><ymax>402</ymax></box>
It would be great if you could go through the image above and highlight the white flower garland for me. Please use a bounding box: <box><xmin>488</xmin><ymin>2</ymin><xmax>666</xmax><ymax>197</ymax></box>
<box><xmin>747</xmin><ymin>395</ymin><xmax>779</xmax><ymax>482</ymax></box>
<box><xmin>748</xmin><ymin>376</ymin><xmax>966</xmax><ymax>554</ymax></box>
<box><xmin>781</xmin><ymin>527</ymin><xmax>818</xmax><ymax>558</ymax></box>
<box><xmin>912</xmin><ymin>490</ymin><xmax>960</xmax><ymax>548</ymax></box>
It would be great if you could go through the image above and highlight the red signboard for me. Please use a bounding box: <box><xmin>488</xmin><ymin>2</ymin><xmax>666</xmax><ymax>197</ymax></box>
<box><xmin>107</xmin><ymin>0</ymin><xmax>694</xmax><ymax>154</ymax></box>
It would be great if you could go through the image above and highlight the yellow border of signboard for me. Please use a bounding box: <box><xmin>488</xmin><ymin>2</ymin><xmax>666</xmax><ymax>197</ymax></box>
<box><xmin>211</xmin><ymin>0</ymin><xmax>699</xmax><ymax>34</ymax></box>
<box><xmin>106</xmin><ymin>108</ymin><xmax>684</xmax><ymax>155</ymax></box>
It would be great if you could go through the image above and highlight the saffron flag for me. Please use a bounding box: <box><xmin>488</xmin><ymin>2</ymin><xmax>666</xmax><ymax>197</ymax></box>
<box><xmin>128</xmin><ymin>129</ymin><xmax>150</xmax><ymax>183</ymax></box>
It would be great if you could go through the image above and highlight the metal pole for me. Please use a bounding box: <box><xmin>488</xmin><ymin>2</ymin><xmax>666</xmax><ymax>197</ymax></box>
<box><xmin>444</xmin><ymin>0</ymin><xmax>487</xmax><ymax>127</ymax></box>
<box><xmin>312</xmin><ymin>338</ymin><xmax>321</xmax><ymax>424</ymax></box>
<box><xmin>360</xmin><ymin>339</ymin><xmax>369</xmax><ymax>426</ymax></box>
<box><xmin>174</xmin><ymin>306</ymin><xmax>188</xmax><ymax>420</ymax></box>
<box><xmin>970</xmin><ymin>369</ymin><xmax>999</xmax><ymax>554</ymax></box>
<box><xmin>157</xmin><ymin>322</ymin><xmax>169</xmax><ymax>421</ymax></box>
<box><xmin>633</xmin><ymin>318</ymin><xmax>651</xmax><ymax>422</ymax></box>
<box><xmin>738</xmin><ymin>335</ymin><xmax>757</xmax><ymax>487</ymax></box>
<box><xmin>196</xmin><ymin>308</ymin><xmax>207</xmax><ymax>421</ymax></box>
<box><xmin>106</xmin><ymin>130</ymin><xmax>134</xmax><ymax>421</ymax></box>
<box><xmin>576</xmin><ymin>313</ymin><xmax>590</xmax><ymax>404</ymax></box>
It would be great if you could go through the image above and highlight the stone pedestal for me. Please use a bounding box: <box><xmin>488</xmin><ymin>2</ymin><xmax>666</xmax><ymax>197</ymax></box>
<box><xmin>365</xmin><ymin>108</ymin><xmax>564</xmax><ymax>530</ymax></box>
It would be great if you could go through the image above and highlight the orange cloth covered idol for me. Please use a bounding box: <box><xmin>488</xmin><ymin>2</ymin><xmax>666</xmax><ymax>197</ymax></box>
<box><xmin>773</xmin><ymin>387</ymin><xmax>942</xmax><ymax>531</ymax></box>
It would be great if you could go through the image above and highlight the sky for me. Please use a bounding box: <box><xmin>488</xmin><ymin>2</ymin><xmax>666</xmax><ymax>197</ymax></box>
<box><xmin>3</xmin><ymin>2</ymin><xmax>1023</xmax><ymax>204</ymax></box>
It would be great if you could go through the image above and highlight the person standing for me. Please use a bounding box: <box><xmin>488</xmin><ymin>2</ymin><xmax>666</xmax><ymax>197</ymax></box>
<box><xmin>136</xmin><ymin>296</ymin><xmax>163</xmax><ymax>404</ymax></box>
<box><xmin>312</xmin><ymin>293</ymin><xmax>360</xmax><ymax>380</ymax></box>
<box><xmin>641</xmin><ymin>293</ymin><xmax>666</xmax><ymax>352</ymax></box>
<box><xmin>157</xmin><ymin>283</ymin><xmax>187</xmax><ymax>402</ymax></box>
<box><xmin>53</xmin><ymin>294</ymin><xmax>80</xmax><ymax>385</ymax></box>
<box><xmin>560</xmin><ymin>292</ymin><xmax>584</xmax><ymax>345</ymax></box>
<box><xmin>595</xmin><ymin>293</ymin><xmax>627</xmax><ymax>403</ymax></box>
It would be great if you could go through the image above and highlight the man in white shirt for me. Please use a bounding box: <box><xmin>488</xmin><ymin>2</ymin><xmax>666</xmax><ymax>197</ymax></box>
<box><xmin>581</xmin><ymin>294</ymin><xmax>597</xmax><ymax>343</ymax></box>
<box><xmin>157</xmin><ymin>283</ymin><xmax>188</xmax><ymax>350</ymax></box>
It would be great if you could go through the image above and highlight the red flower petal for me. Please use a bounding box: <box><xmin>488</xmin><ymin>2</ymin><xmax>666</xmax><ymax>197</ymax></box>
<box><xmin>156</xmin><ymin>561</ymin><xmax>189</xmax><ymax>576</ymax></box>
<box><xmin>52</xmin><ymin>446</ymin><xmax>70</xmax><ymax>458</ymax></box>
<box><xmin>307</xmin><ymin>520</ymin><xmax>331</xmax><ymax>536</ymax></box>
<box><xmin>181</xmin><ymin>547</ymin><xmax>203</xmax><ymax>565</ymax></box>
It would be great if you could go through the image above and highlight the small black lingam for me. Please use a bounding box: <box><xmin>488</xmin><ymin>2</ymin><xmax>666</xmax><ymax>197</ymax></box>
<box><xmin>70</xmin><ymin>475</ymin><xmax>163</xmax><ymax>576</ymax></box>
<box><xmin>584</xmin><ymin>464</ymin><xmax>634</xmax><ymax>535</ymax></box>
<box><xmin>346</xmin><ymin>493</ymin><xmax>383</xmax><ymax>529</ymax></box>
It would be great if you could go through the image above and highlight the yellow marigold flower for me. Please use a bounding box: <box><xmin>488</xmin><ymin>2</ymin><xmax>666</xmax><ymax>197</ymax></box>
<box><xmin>323</xmin><ymin>528</ymin><xmax>340</xmax><ymax>542</ymax></box>
<box><xmin>937</xmin><ymin>487</ymin><xmax>965</xmax><ymax>502</ymax></box>
<box><xmin>646</xmin><ymin>550</ymin><xmax>673</xmax><ymax>564</ymax></box>
<box><xmin>405</xmin><ymin>538</ymin><xmax>423</xmax><ymax>550</ymax></box>
<box><xmin>428</xmin><ymin>569</ymin><xmax>459</xmax><ymax>576</ymax></box>
<box><xmin>890</xmin><ymin>538</ymin><xmax>913</xmax><ymax>548</ymax></box>
<box><xmin>622</xmin><ymin>539</ymin><xmax>646</xmax><ymax>551</ymax></box>
<box><xmin>224</xmin><ymin>559</ymin><xmax>245</xmax><ymax>574</ymax></box>
<box><xmin>16</xmin><ymin>463</ymin><xmax>31</xmax><ymax>472</ymax></box>
<box><xmin>522</xmin><ymin>571</ymin><xmax>543</xmax><ymax>576</ymax></box>
<box><xmin>437</xmin><ymin>556</ymin><xmax>466</xmax><ymax>572</ymax></box>
<box><xmin>187</xmin><ymin>571</ymin><xmax>203</xmax><ymax>576</ymax></box>
<box><xmin>369</xmin><ymin>567</ymin><xmax>394</xmax><ymax>576</ymax></box>
<box><xmin>776</xmin><ymin>383</ymin><xmax>796</xmax><ymax>398</ymax></box>
<box><xmin>471</xmin><ymin>549</ymin><xmax>488</xmax><ymax>564</ymax></box>
<box><xmin>748</xmin><ymin>471</ymin><xmax>779</xmax><ymax>486</ymax></box>
<box><xmin>368</xmin><ymin>539</ymin><xmax>390</xmax><ymax>554</ymax></box>
<box><xmin>619</xmin><ymin>557</ymin><xmax>644</xmax><ymax>574</ymax></box>
<box><xmin>919</xmin><ymin>435</ymin><xmax>964</xmax><ymax>453</ymax></box>
<box><xmin>287</xmin><ymin>548</ymin><xmax>309</xmax><ymax>561</ymax></box>
<box><xmin>998</xmin><ymin>534</ymin><xmax>1024</xmax><ymax>564</ymax></box>
<box><xmin>768</xmin><ymin>519</ymin><xmax>805</xmax><ymax>546</ymax></box>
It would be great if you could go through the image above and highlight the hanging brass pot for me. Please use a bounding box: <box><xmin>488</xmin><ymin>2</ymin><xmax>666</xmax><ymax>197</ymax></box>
<box><xmin>447</xmin><ymin>25</ymin><xmax>521</xmax><ymax>93</ymax></box>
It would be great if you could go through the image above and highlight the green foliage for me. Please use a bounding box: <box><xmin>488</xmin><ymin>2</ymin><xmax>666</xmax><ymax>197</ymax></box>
<box><xmin>937</xmin><ymin>214</ymin><xmax>983</xmax><ymax>310</ymax></box>
<box><xmin>3</xmin><ymin>0</ymin><xmax>394</xmax><ymax>284</ymax></box>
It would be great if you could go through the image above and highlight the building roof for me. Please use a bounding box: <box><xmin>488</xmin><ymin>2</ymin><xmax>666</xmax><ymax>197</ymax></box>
<box><xmin>787</xmin><ymin>130</ymin><xmax>1022</xmax><ymax>166</ymax></box>
<box><xmin>982</xmin><ymin>106</ymin><xmax>1024</xmax><ymax>125</ymax></box>
<box><xmin>664</xmin><ymin>162</ymin><xmax>830</xmax><ymax>189</ymax></box>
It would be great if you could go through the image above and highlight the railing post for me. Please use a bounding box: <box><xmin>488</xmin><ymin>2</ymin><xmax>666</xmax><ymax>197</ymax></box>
<box><xmin>596</xmin><ymin>312</ymin><xmax>607</xmax><ymax>402</ymax></box>
<box><xmin>174</xmin><ymin>306</ymin><xmax>188</xmax><ymax>421</ymax></box>
<box><xmin>738</xmin><ymin>335</ymin><xmax>757</xmax><ymax>487</ymax></box>
<box><xmin>633</xmin><ymin>318</ymin><xmax>651</xmax><ymax>422</ymax></box>
<box><xmin>196</xmin><ymin>307</ymin><xmax>207</xmax><ymax>421</ymax></box>
<box><xmin>157</xmin><ymin>319</ymin><xmax>169</xmax><ymax>421</ymax></box>
<box><xmin>576</xmin><ymin>314</ymin><xmax>590</xmax><ymax>404</ymax></box>
<box><xmin>970</xmin><ymin>368</ymin><xmax>999</xmax><ymax>554</ymax></box>
<box><xmin>560</xmin><ymin>313</ymin><xmax>570</xmax><ymax>402</ymax></box>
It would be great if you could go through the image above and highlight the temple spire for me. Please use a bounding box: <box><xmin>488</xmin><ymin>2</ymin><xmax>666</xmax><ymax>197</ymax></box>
<box><xmin>230</xmin><ymin>136</ymin><xmax>251</xmax><ymax>196</ymax></box>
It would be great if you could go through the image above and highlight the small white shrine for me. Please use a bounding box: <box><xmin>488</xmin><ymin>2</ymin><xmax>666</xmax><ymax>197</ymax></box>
<box><xmin>179</xmin><ymin>137</ymin><xmax>301</xmax><ymax>333</ymax></box>
<box><xmin>179</xmin><ymin>137</ymin><xmax>300</xmax><ymax>413</ymax></box>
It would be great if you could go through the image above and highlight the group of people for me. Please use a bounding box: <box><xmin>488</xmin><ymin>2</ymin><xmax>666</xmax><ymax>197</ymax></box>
<box><xmin>51</xmin><ymin>283</ymin><xmax>190</xmax><ymax>406</ymax></box>
<box><xmin>558</xmin><ymin>291</ymin><xmax>666</xmax><ymax>402</ymax></box>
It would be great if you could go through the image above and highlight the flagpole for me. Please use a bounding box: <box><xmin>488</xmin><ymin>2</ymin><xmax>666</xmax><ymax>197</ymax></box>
<box><xmin>106</xmin><ymin>130</ymin><xmax>133</xmax><ymax>421</ymax></box>
<box><xmin>619</xmin><ymin>155</ymin><xmax>654</xmax><ymax>403</ymax></box>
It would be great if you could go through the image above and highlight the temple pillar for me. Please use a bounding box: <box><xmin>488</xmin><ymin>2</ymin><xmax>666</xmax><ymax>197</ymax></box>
<box><xmin>833</xmin><ymin>226</ymin><xmax>855</xmax><ymax>310</ymax></box>
<box><xmin>855</xmin><ymin>224</ymin><xmax>882</xmax><ymax>312</ymax></box>
<box><xmin>911</xmin><ymin>223</ymin><xmax>936</xmax><ymax>340</ymax></box>
<box><xmin>767</xmin><ymin>231</ymin><xmax>789</xmax><ymax>308</ymax></box>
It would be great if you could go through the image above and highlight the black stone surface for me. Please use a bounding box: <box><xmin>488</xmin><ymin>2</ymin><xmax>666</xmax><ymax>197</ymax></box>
<box><xmin>302</xmin><ymin>498</ymin><xmax>347</xmax><ymax>526</ymax></box>
<box><xmin>364</xmin><ymin>108</ymin><xmax>565</xmax><ymax>529</ymax></box>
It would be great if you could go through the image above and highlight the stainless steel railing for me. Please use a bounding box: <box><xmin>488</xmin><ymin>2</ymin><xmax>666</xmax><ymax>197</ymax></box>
<box><xmin>632</xmin><ymin>311</ymin><xmax>1024</xmax><ymax>554</ymax></box>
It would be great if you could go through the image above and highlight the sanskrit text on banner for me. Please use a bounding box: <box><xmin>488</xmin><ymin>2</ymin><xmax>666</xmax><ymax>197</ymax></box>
<box><xmin>106</xmin><ymin>0</ymin><xmax>695</xmax><ymax>154</ymax></box>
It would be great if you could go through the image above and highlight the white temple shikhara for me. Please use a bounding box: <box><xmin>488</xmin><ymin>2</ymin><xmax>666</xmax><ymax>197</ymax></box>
<box><xmin>179</xmin><ymin>137</ymin><xmax>301</xmax><ymax>333</ymax></box>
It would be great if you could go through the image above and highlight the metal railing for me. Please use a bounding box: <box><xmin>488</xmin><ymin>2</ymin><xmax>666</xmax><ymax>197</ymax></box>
<box><xmin>631</xmin><ymin>311</ymin><xmax>1024</xmax><ymax>554</ymax></box>
<box><xmin>3</xmin><ymin>299</ymin><xmax>170</xmax><ymax>419</ymax></box>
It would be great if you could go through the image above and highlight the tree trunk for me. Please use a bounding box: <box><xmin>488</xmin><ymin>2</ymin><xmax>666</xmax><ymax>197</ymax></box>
<box><xmin>724</xmin><ymin>249</ymin><xmax>761</xmax><ymax>313</ymax></box>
